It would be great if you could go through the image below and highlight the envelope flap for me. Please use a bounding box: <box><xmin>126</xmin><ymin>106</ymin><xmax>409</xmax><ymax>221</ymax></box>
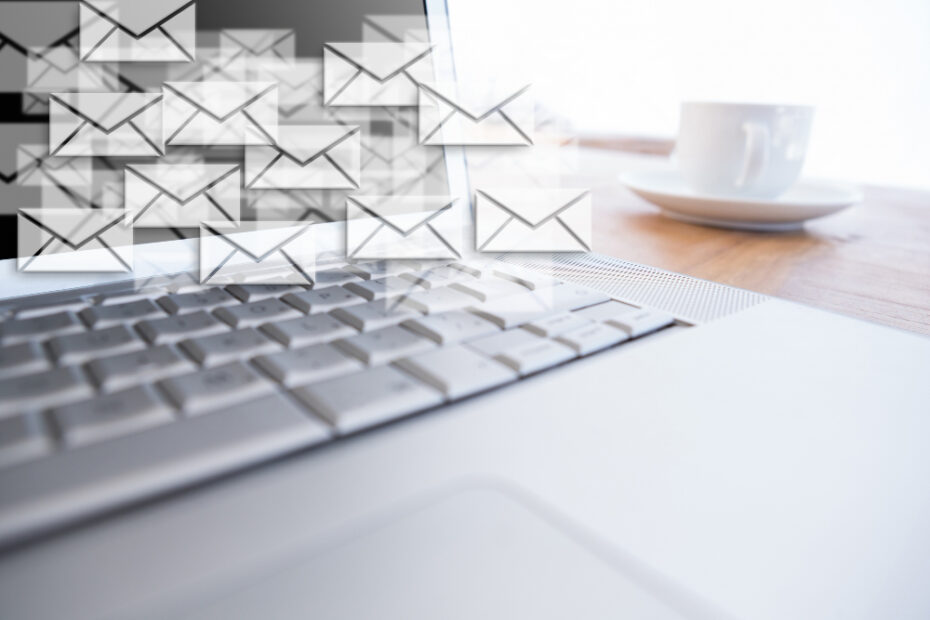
<box><xmin>29</xmin><ymin>46</ymin><xmax>80</xmax><ymax>72</ymax></box>
<box><xmin>325</xmin><ymin>42</ymin><xmax>432</xmax><ymax>81</ymax></box>
<box><xmin>84</xmin><ymin>0</ymin><xmax>193</xmax><ymax>37</ymax></box>
<box><xmin>420</xmin><ymin>82</ymin><xmax>531</xmax><ymax>120</ymax></box>
<box><xmin>351</xmin><ymin>195</ymin><xmax>454</xmax><ymax>235</ymax></box>
<box><xmin>129</xmin><ymin>163</ymin><xmax>238</xmax><ymax>202</ymax></box>
<box><xmin>207</xmin><ymin>223</ymin><xmax>311</xmax><ymax>261</ymax></box>
<box><xmin>54</xmin><ymin>92</ymin><xmax>161</xmax><ymax>132</ymax></box>
<box><xmin>22</xmin><ymin>208</ymin><xmax>124</xmax><ymax>249</ymax></box>
<box><xmin>274</xmin><ymin>125</ymin><xmax>358</xmax><ymax>163</ymax></box>
<box><xmin>0</xmin><ymin>3</ymin><xmax>79</xmax><ymax>49</ymax></box>
<box><xmin>17</xmin><ymin>144</ymin><xmax>50</xmax><ymax>163</ymax></box>
<box><xmin>222</xmin><ymin>29</ymin><xmax>292</xmax><ymax>53</ymax></box>
<box><xmin>165</xmin><ymin>82</ymin><xmax>276</xmax><ymax>120</ymax></box>
<box><xmin>479</xmin><ymin>189</ymin><xmax>589</xmax><ymax>227</ymax></box>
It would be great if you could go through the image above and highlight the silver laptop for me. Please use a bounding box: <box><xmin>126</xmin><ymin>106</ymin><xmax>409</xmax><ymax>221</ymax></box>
<box><xmin>1</xmin><ymin>1</ymin><xmax>929</xmax><ymax>618</ymax></box>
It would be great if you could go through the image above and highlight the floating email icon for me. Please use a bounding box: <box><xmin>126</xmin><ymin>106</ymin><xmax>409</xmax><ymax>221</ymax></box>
<box><xmin>418</xmin><ymin>82</ymin><xmax>534</xmax><ymax>146</ymax></box>
<box><xmin>17</xmin><ymin>144</ymin><xmax>92</xmax><ymax>188</ymax></box>
<box><xmin>0</xmin><ymin>2</ymin><xmax>79</xmax><ymax>93</ymax></box>
<box><xmin>79</xmin><ymin>0</ymin><xmax>196</xmax><ymax>62</ymax></box>
<box><xmin>475</xmin><ymin>188</ymin><xmax>592</xmax><ymax>253</ymax></box>
<box><xmin>200</xmin><ymin>221</ymin><xmax>316</xmax><ymax>285</ymax></box>
<box><xmin>49</xmin><ymin>92</ymin><xmax>164</xmax><ymax>157</ymax></box>
<box><xmin>1</xmin><ymin>124</ymin><xmax>47</xmax><ymax>215</ymax></box>
<box><xmin>323</xmin><ymin>42</ymin><xmax>433</xmax><ymax>107</ymax></box>
<box><xmin>250</xmin><ymin>59</ymin><xmax>323</xmax><ymax>120</ymax></box>
<box><xmin>163</xmin><ymin>81</ymin><xmax>278</xmax><ymax>146</ymax></box>
<box><xmin>27</xmin><ymin>45</ymin><xmax>117</xmax><ymax>93</ymax></box>
<box><xmin>245</xmin><ymin>189</ymin><xmax>347</xmax><ymax>223</ymax></box>
<box><xmin>220</xmin><ymin>29</ymin><xmax>295</xmax><ymax>62</ymax></box>
<box><xmin>18</xmin><ymin>208</ymin><xmax>132</xmax><ymax>272</ymax></box>
<box><xmin>126</xmin><ymin>163</ymin><xmax>240</xmax><ymax>228</ymax></box>
<box><xmin>245</xmin><ymin>125</ymin><xmax>360</xmax><ymax>190</ymax></box>
<box><xmin>346</xmin><ymin>195</ymin><xmax>462</xmax><ymax>260</ymax></box>
<box><xmin>22</xmin><ymin>93</ymin><xmax>50</xmax><ymax>116</ymax></box>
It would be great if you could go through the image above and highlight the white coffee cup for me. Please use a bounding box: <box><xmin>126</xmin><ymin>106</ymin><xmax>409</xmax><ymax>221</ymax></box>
<box><xmin>676</xmin><ymin>101</ymin><xmax>814</xmax><ymax>198</ymax></box>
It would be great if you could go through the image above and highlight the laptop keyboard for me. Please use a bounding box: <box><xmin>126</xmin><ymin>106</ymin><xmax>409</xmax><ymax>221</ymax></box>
<box><xmin>0</xmin><ymin>260</ymin><xmax>676</xmax><ymax>545</ymax></box>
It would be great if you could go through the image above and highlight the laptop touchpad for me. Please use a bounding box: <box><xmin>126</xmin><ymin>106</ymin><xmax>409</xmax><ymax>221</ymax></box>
<box><xmin>168</xmin><ymin>485</ymin><xmax>699</xmax><ymax>619</ymax></box>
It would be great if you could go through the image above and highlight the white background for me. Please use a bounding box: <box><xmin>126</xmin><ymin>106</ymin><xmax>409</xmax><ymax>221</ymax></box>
<box><xmin>448</xmin><ymin>0</ymin><xmax>930</xmax><ymax>190</ymax></box>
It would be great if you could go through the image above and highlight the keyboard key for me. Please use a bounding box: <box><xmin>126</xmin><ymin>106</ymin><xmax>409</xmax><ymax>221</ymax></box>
<box><xmin>136</xmin><ymin>311</ymin><xmax>228</xmax><ymax>345</ymax></box>
<box><xmin>47</xmin><ymin>325</ymin><xmax>145</xmax><ymax>365</ymax></box>
<box><xmin>397</xmin><ymin>286</ymin><xmax>475</xmax><ymax>314</ymax></box>
<box><xmin>0</xmin><ymin>414</ymin><xmax>52</xmax><ymax>468</ymax></box>
<box><xmin>450</xmin><ymin>279</ymin><xmax>527</xmax><ymax>302</ymax></box>
<box><xmin>259</xmin><ymin>314</ymin><xmax>357</xmax><ymax>348</ymax></box>
<box><xmin>0</xmin><ymin>393</ymin><xmax>329</xmax><ymax>544</ymax></box>
<box><xmin>524</xmin><ymin>312</ymin><xmax>592</xmax><ymax>337</ymax></box>
<box><xmin>606</xmin><ymin>310</ymin><xmax>676</xmax><ymax>337</ymax></box>
<box><xmin>14</xmin><ymin>298</ymin><xmax>88</xmax><ymax>319</ymax></box>
<box><xmin>449</xmin><ymin>260</ymin><xmax>495</xmax><ymax>278</ymax></box>
<box><xmin>395</xmin><ymin>345</ymin><xmax>517</xmax><ymax>399</ymax></box>
<box><xmin>225</xmin><ymin>284</ymin><xmax>302</xmax><ymax>303</ymax></box>
<box><xmin>554</xmin><ymin>323</ymin><xmax>629</xmax><ymax>355</ymax></box>
<box><xmin>0</xmin><ymin>367</ymin><xmax>94</xmax><ymax>418</ymax></box>
<box><xmin>398</xmin><ymin>267</ymin><xmax>471</xmax><ymax>289</ymax></box>
<box><xmin>494</xmin><ymin>338</ymin><xmax>576</xmax><ymax>376</ymax></box>
<box><xmin>0</xmin><ymin>342</ymin><xmax>50</xmax><ymax>379</ymax></box>
<box><xmin>334</xmin><ymin>325</ymin><xmax>436</xmax><ymax>365</ymax></box>
<box><xmin>158</xmin><ymin>288</ymin><xmax>238</xmax><ymax>315</ymax></box>
<box><xmin>292</xmin><ymin>365</ymin><xmax>442</xmax><ymax>433</ymax></box>
<box><xmin>254</xmin><ymin>343</ymin><xmax>364</xmax><ymax>387</ymax></box>
<box><xmin>51</xmin><ymin>386</ymin><xmax>175</xmax><ymax>448</ymax></box>
<box><xmin>574</xmin><ymin>300</ymin><xmax>640</xmax><ymax>322</ymax></box>
<box><xmin>401</xmin><ymin>311</ymin><xmax>499</xmax><ymax>345</ymax></box>
<box><xmin>282</xmin><ymin>286</ymin><xmax>365</xmax><ymax>314</ymax></box>
<box><xmin>492</xmin><ymin>267</ymin><xmax>561</xmax><ymax>290</ymax></box>
<box><xmin>0</xmin><ymin>311</ymin><xmax>84</xmax><ymax>346</ymax></box>
<box><xmin>159</xmin><ymin>362</ymin><xmax>274</xmax><ymax>414</ymax></box>
<box><xmin>467</xmin><ymin>328</ymin><xmax>544</xmax><ymax>358</ymax></box>
<box><xmin>93</xmin><ymin>288</ymin><xmax>164</xmax><ymax>306</ymax></box>
<box><xmin>179</xmin><ymin>328</ymin><xmax>280</xmax><ymax>367</ymax></box>
<box><xmin>345</xmin><ymin>260</ymin><xmax>419</xmax><ymax>280</ymax></box>
<box><xmin>540</xmin><ymin>284</ymin><xmax>612</xmax><ymax>312</ymax></box>
<box><xmin>310</xmin><ymin>268</ymin><xmax>361</xmax><ymax>287</ymax></box>
<box><xmin>213</xmin><ymin>298</ymin><xmax>302</xmax><ymax>329</ymax></box>
<box><xmin>85</xmin><ymin>345</ymin><xmax>196</xmax><ymax>392</ymax></box>
<box><xmin>330</xmin><ymin>299</ymin><xmax>420</xmax><ymax>332</ymax></box>
<box><xmin>468</xmin><ymin>292</ymin><xmax>558</xmax><ymax>329</ymax></box>
<box><xmin>344</xmin><ymin>276</ymin><xmax>421</xmax><ymax>301</ymax></box>
<box><xmin>79</xmin><ymin>299</ymin><xmax>165</xmax><ymax>329</ymax></box>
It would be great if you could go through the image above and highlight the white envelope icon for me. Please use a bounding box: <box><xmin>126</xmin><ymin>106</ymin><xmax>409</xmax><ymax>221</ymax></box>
<box><xmin>49</xmin><ymin>91</ymin><xmax>164</xmax><ymax>157</ymax></box>
<box><xmin>361</xmin><ymin>14</ymin><xmax>430</xmax><ymax>44</ymax></box>
<box><xmin>79</xmin><ymin>0</ymin><xmax>196</xmax><ymax>62</ymax></box>
<box><xmin>126</xmin><ymin>163</ymin><xmax>240</xmax><ymax>228</ymax></box>
<box><xmin>18</xmin><ymin>208</ymin><xmax>132</xmax><ymax>272</ymax></box>
<box><xmin>163</xmin><ymin>81</ymin><xmax>278</xmax><ymax>146</ymax></box>
<box><xmin>346</xmin><ymin>195</ymin><xmax>462</xmax><ymax>260</ymax></box>
<box><xmin>200</xmin><ymin>221</ymin><xmax>317</xmax><ymax>285</ymax></box>
<box><xmin>418</xmin><ymin>82</ymin><xmax>534</xmax><ymax>146</ymax></box>
<box><xmin>323</xmin><ymin>42</ymin><xmax>433</xmax><ymax>107</ymax></box>
<box><xmin>475</xmin><ymin>188</ymin><xmax>592</xmax><ymax>253</ymax></box>
<box><xmin>250</xmin><ymin>59</ymin><xmax>323</xmax><ymax>120</ymax></box>
<box><xmin>26</xmin><ymin>45</ymin><xmax>117</xmax><ymax>93</ymax></box>
<box><xmin>220</xmin><ymin>29</ymin><xmax>295</xmax><ymax>62</ymax></box>
<box><xmin>0</xmin><ymin>2</ymin><xmax>79</xmax><ymax>93</ymax></box>
<box><xmin>245</xmin><ymin>189</ymin><xmax>347</xmax><ymax>223</ymax></box>
<box><xmin>245</xmin><ymin>125</ymin><xmax>360</xmax><ymax>190</ymax></box>
<box><xmin>17</xmin><ymin>143</ymin><xmax>93</xmax><ymax>188</ymax></box>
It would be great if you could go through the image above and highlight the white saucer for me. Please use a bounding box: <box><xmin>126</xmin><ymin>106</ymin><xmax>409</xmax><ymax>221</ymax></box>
<box><xmin>620</xmin><ymin>170</ymin><xmax>862</xmax><ymax>231</ymax></box>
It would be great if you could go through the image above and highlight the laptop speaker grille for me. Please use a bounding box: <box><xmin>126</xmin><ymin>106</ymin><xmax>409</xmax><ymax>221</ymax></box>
<box><xmin>500</xmin><ymin>253</ymin><xmax>768</xmax><ymax>324</ymax></box>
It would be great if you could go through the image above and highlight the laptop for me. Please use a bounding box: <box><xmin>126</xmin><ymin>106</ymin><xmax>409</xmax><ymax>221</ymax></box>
<box><xmin>1</xmin><ymin>1</ymin><xmax>929</xmax><ymax>618</ymax></box>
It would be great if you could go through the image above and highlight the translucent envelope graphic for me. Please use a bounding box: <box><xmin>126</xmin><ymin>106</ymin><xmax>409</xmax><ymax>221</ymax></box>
<box><xmin>1</xmin><ymin>124</ymin><xmax>47</xmax><ymax>215</ymax></box>
<box><xmin>18</xmin><ymin>208</ymin><xmax>132</xmax><ymax>272</ymax></box>
<box><xmin>323</xmin><ymin>42</ymin><xmax>433</xmax><ymax>107</ymax></box>
<box><xmin>346</xmin><ymin>195</ymin><xmax>462</xmax><ymax>260</ymax></box>
<box><xmin>0</xmin><ymin>2</ymin><xmax>79</xmax><ymax>93</ymax></box>
<box><xmin>22</xmin><ymin>93</ymin><xmax>50</xmax><ymax>116</ymax></box>
<box><xmin>79</xmin><ymin>0</ymin><xmax>196</xmax><ymax>62</ymax></box>
<box><xmin>200</xmin><ymin>221</ymin><xmax>316</xmax><ymax>285</ymax></box>
<box><xmin>250</xmin><ymin>59</ymin><xmax>324</xmax><ymax>120</ymax></box>
<box><xmin>418</xmin><ymin>82</ymin><xmax>534</xmax><ymax>146</ymax></box>
<box><xmin>49</xmin><ymin>92</ymin><xmax>165</xmax><ymax>157</ymax></box>
<box><xmin>17</xmin><ymin>143</ymin><xmax>92</xmax><ymax>188</ymax></box>
<box><xmin>163</xmin><ymin>81</ymin><xmax>278</xmax><ymax>146</ymax></box>
<box><xmin>245</xmin><ymin>189</ymin><xmax>347</xmax><ymax>223</ymax></box>
<box><xmin>475</xmin><ymin>188</ymin><xmax>592</xmax><ymax>253</ymax></box>
<box><xmin>41</xmin><ymin>181</ymin><xmax>97</xmax><ymax>210</ymax></box>
<box><xmin>126</xmin><ymin>163</ymin><xmax>240</xmax><ymax>228</ymax></box>
<box><xmin>245</xmin><ymin>125</ymin><xmax>360</xmax><ymax>190</ymax></box>
<box><xmin>361</xmin><ymin>14</ymin><xmax>430</xmax><ymax>44</ymax></box>
<box><xmin>26</xmin><ymin>45</ymin><xmax>117</xmax><ymax>93</ymax></box>
<box><xmin>220</xmin><ymin>29</ymin><xmax>295</xmax><ymax>62</ymax></box>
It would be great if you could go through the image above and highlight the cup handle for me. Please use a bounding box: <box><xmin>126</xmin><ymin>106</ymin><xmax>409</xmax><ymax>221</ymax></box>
<box><xmin>735</xmin><ymin>122</ymin><xmax>770</xmax><ymax>189</ymax></box>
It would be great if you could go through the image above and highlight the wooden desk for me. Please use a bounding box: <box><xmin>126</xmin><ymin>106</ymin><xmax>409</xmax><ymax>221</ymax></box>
<box><xmin>577</xmin><ymin>146</ymin><xmax>930</xmax><ymax>336</ymax></box>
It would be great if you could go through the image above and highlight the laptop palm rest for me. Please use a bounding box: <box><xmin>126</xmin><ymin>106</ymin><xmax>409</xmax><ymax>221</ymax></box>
<box><xmin>159</xmin><ymin>484</ymin><xmax>702</xmax><ymax>619</ymax></box>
